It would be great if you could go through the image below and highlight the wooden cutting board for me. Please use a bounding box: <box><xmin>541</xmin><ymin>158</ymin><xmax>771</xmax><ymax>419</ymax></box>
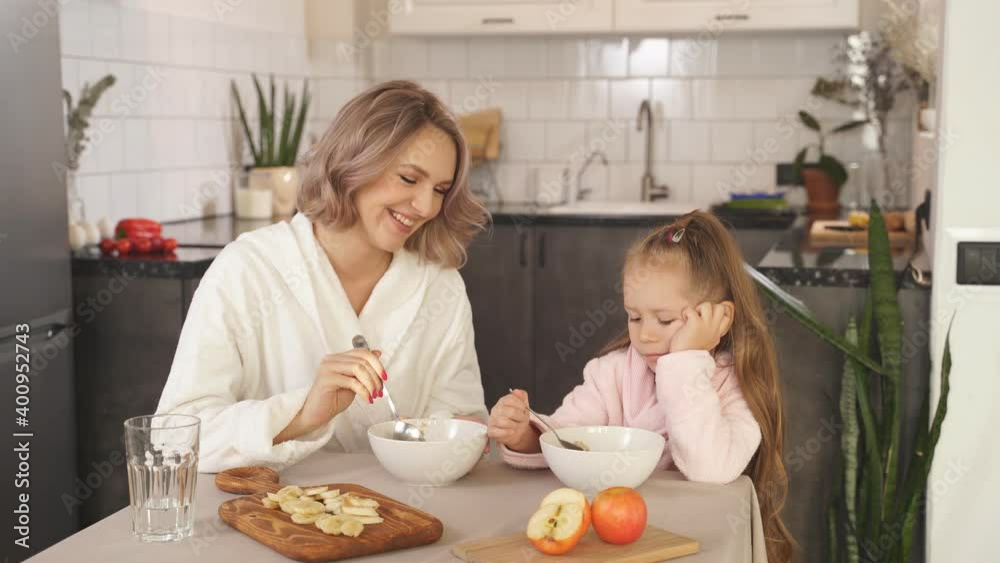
<box><xmin>452</xmin><ymin>526</ymin><xmax>699</xmax><ymax>563</ymax></box>
<box><xmin>216</xmin><ymin>466</ymin><xmax>443</xmax><ymax>562</ymax></box>
<box><xmin>809</xmin><ymin>220</ymin><xmax>915</xmax><ymax>248</ymax></box>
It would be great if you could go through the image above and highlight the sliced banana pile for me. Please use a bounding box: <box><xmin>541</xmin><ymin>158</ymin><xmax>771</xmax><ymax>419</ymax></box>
<box><xmin>259</xmin><ymin>485</ymin><xmax>383</xmax><ymax>537</ymax></box>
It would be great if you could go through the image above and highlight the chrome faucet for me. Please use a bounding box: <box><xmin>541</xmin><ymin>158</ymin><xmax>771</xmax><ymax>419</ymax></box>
<box><xmin>637</xmin><ymin>99</ymin><xmax>669</xmax><ymax>201</ymax></box>
<box><xmin>575</xmin><ymin>149</ymin><xmax>608</xmax><ymax>202</ymax></box>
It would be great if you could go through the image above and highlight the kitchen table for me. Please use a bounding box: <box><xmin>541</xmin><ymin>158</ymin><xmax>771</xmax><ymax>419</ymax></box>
<box><xmin>27</xmin><ymin>453</ymin><xmax>767</xmax><ymax>562</ymax></box>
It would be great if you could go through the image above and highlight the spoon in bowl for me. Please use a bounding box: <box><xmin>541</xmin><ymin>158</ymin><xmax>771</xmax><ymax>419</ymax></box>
<box><xmin>509</xmin><ymin>388</ymin><xmax>584</xmax><ymax>451</ymax></box>
<box><xmin>352</xmin><ymin>335</ymin><xmax>424</xmax><ymax>442</ymax></box>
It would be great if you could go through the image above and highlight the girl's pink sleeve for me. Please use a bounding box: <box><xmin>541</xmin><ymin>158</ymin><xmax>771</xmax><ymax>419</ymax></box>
<box><xmin>501</xmin><ymin>356</ymin><xmax>614</xmax><ymax>469</ymax></box>
<box><xmin>655</xmin><ymin>350</ymin><xmax>762</xmax><ymax>484</ymax></box>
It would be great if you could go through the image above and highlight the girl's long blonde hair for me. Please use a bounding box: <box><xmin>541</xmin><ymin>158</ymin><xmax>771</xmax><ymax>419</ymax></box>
<box><xmin>602</xmin><ymin>210</ymin><xmax>794</xmax><ymax>563</ymax></box>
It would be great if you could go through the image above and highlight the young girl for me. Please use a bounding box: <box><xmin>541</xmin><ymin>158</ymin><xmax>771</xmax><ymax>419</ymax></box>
<box><xmin>487</xmin><ymin>211</ymin><xmax>793</xmax><ymax>563</ymax></box>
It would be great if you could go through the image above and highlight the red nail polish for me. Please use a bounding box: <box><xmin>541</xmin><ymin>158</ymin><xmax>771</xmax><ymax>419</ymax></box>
<box><xmin>378</xmin><ymin>388</ymin><xmax>384</xmax><ymax>398</ymax></box>
<box><xmin>368</xmin><ymin>395</ymin><xmax>373</xmax><ymax>404</ymax></box>
<box><xmin>381</xmin><ymin>370</ymin><xmax>388</xmax><ymax>381</ymax></box>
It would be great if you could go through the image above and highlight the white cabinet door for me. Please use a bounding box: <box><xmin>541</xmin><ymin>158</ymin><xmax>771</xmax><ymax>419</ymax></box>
<box><xmin>390</xmin><ymin>0</ymin><xmax>614</xmax><ymax>35</ymax></box>
<box><xmin>614</xmin><ymin>0</ymin><xmax>859</xmax><ymax>32</ymax></box>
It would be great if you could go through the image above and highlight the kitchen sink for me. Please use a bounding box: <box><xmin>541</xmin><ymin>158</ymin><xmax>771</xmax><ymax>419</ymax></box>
<box><xmin>544</xmin><ymin>200</ymin><xmax>703</xmax><ymax>216</ymax></box>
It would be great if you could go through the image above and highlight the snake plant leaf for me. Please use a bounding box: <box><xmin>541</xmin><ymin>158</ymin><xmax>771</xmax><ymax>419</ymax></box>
<box><xmin>288</xmin><ymin>79</ymin><xmax>310</xmax><ymax>165</ymax></box>
<box><xmin>898</xmin><ymin>315</ymin><xmax>954</xmax><ymax>562</ymax></box>
<box><xmin>745</xmin><ymin>263</ymin><xmax>886</xmax><ymax>374</ymax></box>
<box><xmin>853</xmin><ymin>294</ymin><xmax>883</xmax><ymax>545</ymax></box>
<box><xmin>230</xmin><ymin>81</ymin><xmax>259</xmax><ymax>164</ymax></box>
<box><xmin>268</xmin><ymin>74</ymin><xmax>276</xmax><ymax>164</ymax></box>
<box><xmin>277</xmin><ymin>85</ymin><xmax>294</xmax><ymax>166</ymax></box>
<box><xmin>840</xmin><ymin>317</ymin><xmax>861</xmax><ymax>563</ymax></box>
<box><xmin>252</xmin><ymin>74</ymin><xmax>270</xmax><ymax>166</ymax></box>
<box><xmin>868</xmin><ymin>201</ymin><xmax>904</xmax><ymax>519</ymax></box>
<box><xmin>827</xmin><ymin>503</ymin><xmax>840</xmax><ymax>563</ymax></box>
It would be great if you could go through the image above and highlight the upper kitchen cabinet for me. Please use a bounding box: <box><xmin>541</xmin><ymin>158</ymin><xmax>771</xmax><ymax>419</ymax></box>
<box><xmin>389</xmin><ymin>0</ymin><xmax>614</xmax><ymax>35</ymax></box>
<box><xmin>616</xmin><ymin>0</ymin><xmax>859</xmax><ymax>32</ymax></box>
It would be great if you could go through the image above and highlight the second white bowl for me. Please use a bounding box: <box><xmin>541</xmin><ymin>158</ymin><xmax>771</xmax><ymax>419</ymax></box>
<box><xmin>540</xmin><ymin>426</ymin><xmax>665</xmax><ymax>495</ymax></box>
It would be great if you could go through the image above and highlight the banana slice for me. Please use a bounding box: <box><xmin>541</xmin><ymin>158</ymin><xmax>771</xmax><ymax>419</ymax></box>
<box><xmin>343</xmin><ymin>506</ymin><xmax>378</xmax><ymax>517</ymax></box>
<box><xmin>261</xmin><ymin>498</ymin><xmax>280</xmax><ymax>510</ymax></box>
<box><xmin>279</xmin><ymin>499</ymin><xmax>303</xmax><ymax>514</ymax></box>
<box><xmin>319</xmin><ymin>489</ymin><xmax>341</xmax><ymax>500</ymax></box>
<box><xmin>277</xmin><ymin>486</ymin><xmax>303</xmax><ymax>498</ymax></box>
<box><xmin>340</xmin><ymin>520</ymin><xmax>364</xmax><ymax>538</ymax></box>
<box><xmin>325</xmin><ymin>505</ymin><xmax>342</xmax><ymax>515</ymax></box>
<box><xmin>316</xmin><ymin>515</ymin><xmax>342</xmax><ymax>535</ymax></box>
<box><xmin>344</xmin><ymin>496</ymin><xmax>380</xmax><ymax>509</ymax></box>
<box><xmin>293</xmin><ymin>500</ymin><xmax>326</xmax><ymax>516</ymax></box>
<box><xmin>291</xmin><ymin>513</ymin><xmax>323</xmax><ymax>524</ymax></box>
<box><xmin>304</xmin><ymin>486</ymin><xmax>329</xmax><ymax>496</ymax></box>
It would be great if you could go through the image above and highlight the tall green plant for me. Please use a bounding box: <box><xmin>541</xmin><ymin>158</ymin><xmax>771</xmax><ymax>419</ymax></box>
<box><xmin>751</xmin><ymin>201</ymin><xmax>954</xmax><ymax>562</ymax></box>
<box><xmin>231</xmin><ymin>74</ymin><xmax>310</xmax><ymax>167</ymax></box>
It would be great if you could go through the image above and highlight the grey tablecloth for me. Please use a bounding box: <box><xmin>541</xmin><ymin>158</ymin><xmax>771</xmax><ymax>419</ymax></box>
<box><xmin>27</xmin><ymin>453</ymin><xmax>767</xmax><ymax>562</ymax></box>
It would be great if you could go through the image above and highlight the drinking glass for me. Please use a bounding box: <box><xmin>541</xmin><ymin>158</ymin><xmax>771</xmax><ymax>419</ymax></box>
<box><xmin>124</xmin><ymin>414</ymin><xmax>200</xmax><ymax>542</ymax></box>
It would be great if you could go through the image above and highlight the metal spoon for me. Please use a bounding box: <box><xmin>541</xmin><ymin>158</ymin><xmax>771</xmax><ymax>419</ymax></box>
<box><xmin>508</xmin><ymin>388</ymin><xmax>584</xmax><ymax>451</ymax></box>
<box><xmin>352</xmin><ymin>335</ymin><xmax>424</xmax><ymax>442</ymax></box>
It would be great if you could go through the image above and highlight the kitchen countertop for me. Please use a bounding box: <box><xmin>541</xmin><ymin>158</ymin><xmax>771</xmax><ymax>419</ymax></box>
<box><xmin>25</xmin><ymin>453</ymin><xmax>765</xmax><ymax>563</ymax></box>
<box><xmin>71</xmin><ymin>207</ymin><xmax>925</xmax><ymax>288</ymax></box>
<box><xmin>756</xmin><ymin>217</ymin><xmax>929</xmax><ymax>289</ymax></box>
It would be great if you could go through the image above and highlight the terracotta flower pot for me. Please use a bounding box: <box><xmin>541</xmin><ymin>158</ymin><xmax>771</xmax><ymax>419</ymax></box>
<box><xmin>248</xmin><ymin>166</ymin><xmax>300</xmax><ymax>217</ymax></box>
<box><xmin>801</xmin><ymin>167</ymin><xmax>840</xmax><ymax>218</ymax></box>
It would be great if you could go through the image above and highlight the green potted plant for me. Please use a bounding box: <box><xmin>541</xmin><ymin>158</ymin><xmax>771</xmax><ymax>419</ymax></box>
<box><xmin>793</xmin><ymin>111</ymin><xmax>867</xmax><ymax>217</ymax></box>
<box><xmin>231</xmin><ymin>74</ymin><xmax>310</xmax><ymax>218</ymax></box>
<box><xmin>748</xmin><ymin>202</ymin><xmax>954</xmax><ymax>563</ymax></box>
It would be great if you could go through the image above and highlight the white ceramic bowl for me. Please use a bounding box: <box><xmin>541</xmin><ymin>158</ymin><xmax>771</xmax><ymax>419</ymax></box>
<box><xmin>540</xmin><ymin>426</ymin><xmax>665</xmax><ymax>495</ymax></box>
<box><xmin>367</xmin><ymin>418</ymin><xmax>487</xmax><ymax>486</ymax></box>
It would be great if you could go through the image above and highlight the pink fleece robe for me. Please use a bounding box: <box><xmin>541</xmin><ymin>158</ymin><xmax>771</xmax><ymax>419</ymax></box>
<box><xmin>501</xmin><ymin>346</ymin><xmax>762</xmax><ymax>484</ymax></box>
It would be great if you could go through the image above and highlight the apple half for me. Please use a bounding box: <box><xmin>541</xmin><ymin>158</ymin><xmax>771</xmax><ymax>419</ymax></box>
<box><xmin>526</xmin><ymin>488</ymin><xmax>592</xmax><ymax>555</ymax></box>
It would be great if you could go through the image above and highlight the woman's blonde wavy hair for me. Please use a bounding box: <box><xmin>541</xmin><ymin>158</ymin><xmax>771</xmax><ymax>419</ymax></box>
<box><xmin>297</xmin><ymin>80</ymin><xmax>488</xmax><ymax>269</ymax></box>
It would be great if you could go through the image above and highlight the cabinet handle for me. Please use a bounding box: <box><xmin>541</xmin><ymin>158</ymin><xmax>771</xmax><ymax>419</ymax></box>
<box><xmin>715</xmin><ymin>13</ymin><xmax>750</xmax><ymax>21</ymax></box>
<box><xmin>519</xmin><ymin>231</ymin><xmax>527</xmax><ymax>267</ymax></box>
<box><xmin>481</xmin><ymin>17</ymin><xmax>515</xmax><ymax>25</ymax></box>
<box><xmin>537</xmin><ymin>232</ymin><xmax>546</xmax><ymax>269</ymax></box>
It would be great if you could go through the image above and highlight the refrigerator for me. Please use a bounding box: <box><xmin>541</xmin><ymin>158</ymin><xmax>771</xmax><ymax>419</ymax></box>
<box><xmin>1</xmin><ymin>1</ymin><xmax>79</xmax><ymax>560</ymax></box>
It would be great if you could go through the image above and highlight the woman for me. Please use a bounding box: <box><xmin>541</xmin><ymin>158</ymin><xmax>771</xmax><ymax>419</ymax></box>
<box><xmin>156</xmin><ymin>81</ymin><xmax>490</xmax><ymax>473</ymax></box>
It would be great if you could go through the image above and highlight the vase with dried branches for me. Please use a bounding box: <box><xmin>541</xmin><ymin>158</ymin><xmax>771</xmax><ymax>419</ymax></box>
<box><xmin>811</xmin><ymin>32</ymin><xmax>912</xmax><ymax>208</ymax></box>
<box><xmin>62</xmin><ymin>74</ymin><xmax>116</xmax><ymax>222</ymax></box>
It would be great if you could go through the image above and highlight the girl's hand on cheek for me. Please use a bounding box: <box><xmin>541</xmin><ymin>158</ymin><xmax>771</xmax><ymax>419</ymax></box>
<box><xmin>669</xmin><ymin>302</ymin><xmax>733</xmax><ymax>353</ymax></box>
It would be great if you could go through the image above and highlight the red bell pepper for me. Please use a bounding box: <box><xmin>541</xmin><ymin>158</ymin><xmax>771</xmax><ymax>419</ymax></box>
<box><xmin>115</xmin><ymin>218</ymin><xmax>162</xmax><ymax>240</ymax></box>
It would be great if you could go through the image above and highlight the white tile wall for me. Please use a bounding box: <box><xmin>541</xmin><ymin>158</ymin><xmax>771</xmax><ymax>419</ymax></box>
<box><xmin>370</xmin><ymin>33</ymin><xmax>913</xmax><ymax>204</ymax></box>
<box><xmin>64</xmin><ymin>6</ymin><xmax>915</xmax><ymax>215</ymax></box>
<box><xmin>62</xmin><ymin>0</ymin><xmax>364</xmax><ymax>222</ymax></box>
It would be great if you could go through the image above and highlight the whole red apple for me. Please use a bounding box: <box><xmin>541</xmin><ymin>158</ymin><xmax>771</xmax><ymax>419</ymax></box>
<box><xmin>591</xmin><ymin>486</ymin><xmax>647</xmax><ymax>545</ymax></box>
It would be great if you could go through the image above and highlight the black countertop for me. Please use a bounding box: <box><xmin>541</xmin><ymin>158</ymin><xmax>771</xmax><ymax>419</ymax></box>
<box><xmin>71</xmin><ymin>208</ymin><xmax>925</xmax><ymax>288</ymax></box>
<box><xmin>756</xmin><ymin>218</ymin><xmax>928</xmax><ymax>289</ymax></box>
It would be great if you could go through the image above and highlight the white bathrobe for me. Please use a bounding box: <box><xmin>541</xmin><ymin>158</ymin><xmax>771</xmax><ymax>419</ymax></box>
<box><xmin>156</xmin><ymin>213</ymin><xmax>487</xmax><ymax>473</ymax></box>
